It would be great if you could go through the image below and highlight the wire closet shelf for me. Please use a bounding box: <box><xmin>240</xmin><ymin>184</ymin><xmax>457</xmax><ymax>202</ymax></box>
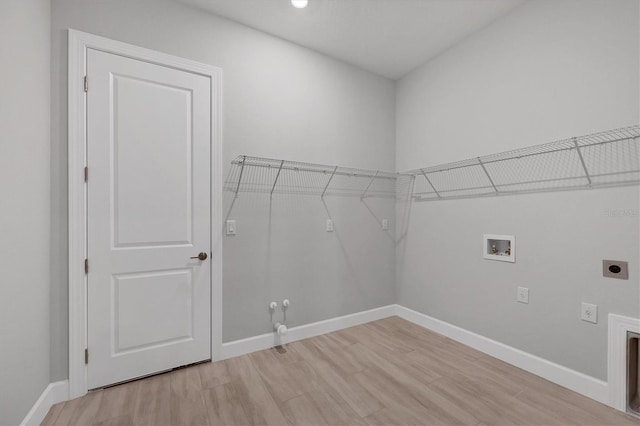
<box><xmin>225</xmin><ymin>156</ymin><xmax>415</xmax><ymax>201</ymax></box>
<box><xmin>407</xmin><ymin>125</ymin><xmax>640</xmax><ymax>201</ymax></box>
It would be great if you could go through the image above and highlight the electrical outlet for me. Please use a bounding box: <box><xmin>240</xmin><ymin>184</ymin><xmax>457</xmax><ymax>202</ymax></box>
<box><xmin>226</xmin><ymin>220</ymin><xmax>236</xmax><ymax>236</ymax></box>
<box><xmin>517</xmin><ymin>287</ymin><xmax>529</xmax><ymax>304</ymax></box>
<box><xmin>581</xmin><ymin>302</ymin><xmax>598</xmax><ymax>324</ymax></box>
<box><xmin>381</xmin><ymin>219</ymin><xmax>389</xmax><ymax>230</ymax></box>
<box><xmin>326</xmin><ymin>218</ymin><xmax>334</xmax><ymax>232</ymax></box>
<box><xmin>603</xmin><ymin>260</ymin><xmax>629</xmax><ymax>280</ymax></box>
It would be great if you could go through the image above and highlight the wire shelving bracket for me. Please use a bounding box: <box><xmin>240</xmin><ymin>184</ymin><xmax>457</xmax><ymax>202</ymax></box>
<box><xmin>407</xmin><ymin>125</ymin><xmax>640</xmax><ymax>201</ymax></box>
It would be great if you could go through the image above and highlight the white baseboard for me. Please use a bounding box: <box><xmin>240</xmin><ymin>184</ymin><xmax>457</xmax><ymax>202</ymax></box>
<box><xmin>220</xmin><ymin>305</ymin><xmax>397</xmax><ymax>360</ymax></box>
<box><xmin>28</xmin><ymin>304</ymin><xmax>616</xmax><ymax>421</ymax></box>
<box><xmin>20</xmin><ymin>380</ymin><xmax>69</xmax><ymax>426</ymax></box>
<box><xmin>223</xmin><ymin>304</ymin><xmax>611</xmax><ymax>406</ymax></box>
<box><xmin>395</xmin><ymin>305</ymin><xmax>610</xmax><ymax>406</ymax></box>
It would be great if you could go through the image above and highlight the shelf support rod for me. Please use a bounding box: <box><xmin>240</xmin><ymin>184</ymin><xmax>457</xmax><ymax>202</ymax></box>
<box><xmin>361</xmin><ymin>171</ymin><xmax>379</xmax><ymax>200</ymax></box>
<box><xmin>573</xmin><ymin>137</ymin><xmax>592</xmax><ymax>187</ymax></box>
<box><xmin>421</xmin><ymin>169</ymin><xmax>441</xmax><ymax>198</ymax></box>
<box><xmin>321</xmin><ymin>166</ymin><xmax>338</xmax><ymax>199</ymax></box>
<box><xmin>477</xmin><ymin>157</ymin><xmax>499</xmax><ymax>193</ymax></box>
<box><xmin>234</xmin><ymin>155</ymin><xmax>246</xmax><ymax>198</ymax></box>
<box><xmin>270</xmin><ymin>160</ymin><xmax>285</xmax><ymax>197</ymax></box>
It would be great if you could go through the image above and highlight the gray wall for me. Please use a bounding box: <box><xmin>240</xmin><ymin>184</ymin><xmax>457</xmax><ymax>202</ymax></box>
<box><xmin>396</xmin><ymin>0</ymin><xmax>639</xmax><ymax>380</ymax></box>
<box><xmin>224</xmin><ymin>194</ymin><xmax>396</xmax><ymax>341</ymax></box>
<box><xmin>0</xmin><ymin>0</ymin><xmax>51</xmax><ymax>423</ymax></box>
<box><xmin>51</xmin><ymin>0</ymin><xmax>396</xmax><ymax>379</ymax></box>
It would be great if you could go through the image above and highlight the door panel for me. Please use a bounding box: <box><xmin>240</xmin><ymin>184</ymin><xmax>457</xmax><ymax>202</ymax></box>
<box><xmin>87</xmin><ymin>48</ymin><xmax>211</xmax><ymax>389</ymax></box>
<box><xmin>113</xmin><ymin>269</ymin><xmax>193</xmax><ymax>353</ymax></box>
<box><xmin>112</xmin><ymin>74</ymin><xmax>194</xmax><ymax>247</ymax></box>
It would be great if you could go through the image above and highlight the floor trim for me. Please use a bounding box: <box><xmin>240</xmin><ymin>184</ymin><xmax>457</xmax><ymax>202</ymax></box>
<box><xmin>220</xmin><ymin>305</ymin><xmax>397</xmax><ymax>360</ymax></box>
<box><xmin>35</xmin><ymin>304</ymin><xmax>617</xmax><ymax>419</ymax></box>
<box><xmin>20</xmin><ymin>380</ymin><xmax>69</xmax><ymax>426</ymax></box>
<box><xmin>395</xmin><ymin>305</ymin><xmax>610</xmax><ymax>406</ymax></box>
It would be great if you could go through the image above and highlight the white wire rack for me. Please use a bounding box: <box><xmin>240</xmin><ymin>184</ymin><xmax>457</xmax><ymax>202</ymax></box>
<box><xmin>225</xmin><ymin>155</ymin><xmax>415</xmax><ymax>201</ymax></box>
<box><xmin>407</xmin><ymin>125</ymin><xmax>640</xmax><ymax>201</ymax></box>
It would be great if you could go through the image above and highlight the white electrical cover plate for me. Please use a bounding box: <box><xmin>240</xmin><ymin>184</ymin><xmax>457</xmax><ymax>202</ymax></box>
<box><xmin>226</xmin><ymin>220</ymin><xmax>236</xmax><ymax>235</ymax></box>
<box><xmin>581</xmin><ymin>302</ymin><xmax>598</xmax><ymax>324</ymax></box>
<box><xmin>517</xmin><ymin>287</ymin><xmax>529</xmax><ymax>304</ymax></box>
<box><xmin>326</xmin><ymin>219</ymin><xmax>334</xmax><ymax>232</ymax></box>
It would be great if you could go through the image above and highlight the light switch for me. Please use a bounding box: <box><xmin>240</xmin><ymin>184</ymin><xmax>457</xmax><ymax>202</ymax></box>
<box><xmin>226</xmin><ymin>220</ymin><xmax>236</xmax><ymax>236</ymax></box>
<box><xmin>382</xmin><ymin>219</ymin><xmax>389</xmax><ymax>230</ymax></box>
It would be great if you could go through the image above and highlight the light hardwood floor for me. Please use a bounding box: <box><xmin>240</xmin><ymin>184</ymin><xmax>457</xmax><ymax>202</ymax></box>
<box><xmin>43</xmin><ymin>317</ymin><xmax>640</xmax><ymax>425</ymax></box>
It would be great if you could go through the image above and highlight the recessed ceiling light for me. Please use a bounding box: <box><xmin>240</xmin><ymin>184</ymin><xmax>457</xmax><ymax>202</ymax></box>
<box><xmin>291</xmin><ymin>0</ymin><xmax>308</xmax><ymax>9</ymax></box>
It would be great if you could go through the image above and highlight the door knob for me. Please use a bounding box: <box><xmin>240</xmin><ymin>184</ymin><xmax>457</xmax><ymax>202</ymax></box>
<box><xmin>190</xmin><ymin>252</ymin><xmax>208</xmax><ymax>261</ymax></box>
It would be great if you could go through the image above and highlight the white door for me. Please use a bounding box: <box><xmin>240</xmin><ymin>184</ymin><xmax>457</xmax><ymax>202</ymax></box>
<box><xmin>86</xmin><ymin>48</ymin><xmax>211</xmax><ymax>389</ymax></box>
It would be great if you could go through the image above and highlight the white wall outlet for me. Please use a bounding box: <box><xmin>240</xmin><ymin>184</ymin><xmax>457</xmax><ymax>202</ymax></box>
<box><xmin>581</xmin><ymin>302</ymin><xmax>598</xmax><ymax>324</ymax></box>
<box><xmin>517</xmin><ymin>286</ymin><xmax>529</xmax><ymax>304</ymax></box>
<box><xmin>381</xmin><ymin>219</ymin><xmax>389</xmax><ymax>230</ymax></box>
<box><xmin>326</xmin><ymin>218</ymin><xmax>334</xmax><ymax>232</ymax></box>
<box><xmin>226</xmin><ymin>220</ymin><xmax>236</xmax><ymax>236</ymax></box>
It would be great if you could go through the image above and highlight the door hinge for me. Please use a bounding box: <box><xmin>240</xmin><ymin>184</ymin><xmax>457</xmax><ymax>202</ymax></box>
<box><xmin>84</xmin><ymin>166</ymin><xmax>88</xmax><ymax>182</ymax></box>
<box><xmin>84</xmin><ymin>348</ymin><xmax>89</xmax><ymax>364</ymax></box>
<box><xmin>84</xmin><ymin>76</ymin><xmax>88</xmax><ymax>93</ymax></box>
<box><xmin>84</xmin><ymin>258</ymin><xmax>89</xmax><ymax>274</ymax></box>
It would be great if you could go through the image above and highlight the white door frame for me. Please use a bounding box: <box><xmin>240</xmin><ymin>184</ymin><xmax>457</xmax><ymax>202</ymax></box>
<box><xmin>68</xmin><ymin>29</ymin><xmax>223</xmax><ymax>399</ymax></box>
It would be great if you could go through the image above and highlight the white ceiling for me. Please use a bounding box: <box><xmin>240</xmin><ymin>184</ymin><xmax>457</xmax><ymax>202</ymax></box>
<box><xmin>177</xmin><ymin>0</ymin><xmax>525</xmax><ymax>79</ymax></box>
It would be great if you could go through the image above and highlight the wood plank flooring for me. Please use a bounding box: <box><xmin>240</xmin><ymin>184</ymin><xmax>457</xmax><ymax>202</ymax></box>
<box><xmin>42</xmin><ymin>317</ymin><xmax>640</xmax><ymax>425</ymax></box>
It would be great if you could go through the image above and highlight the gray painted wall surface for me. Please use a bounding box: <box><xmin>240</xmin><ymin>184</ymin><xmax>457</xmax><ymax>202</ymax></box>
<box><xmin>395</xmin><ymin>0</ymin><xmax>639</xmax><ymax>380</ymax></box>
<box><xmin>51</xmin><ymin>0</ymin><xmax>396</xmax><ymax>380</ymax></box>
<box><xmin>0</xmin><ymin>0</ymin><xmax>51</xmax><ymax>423</ymax></box>
<box><xmin>224</xmin><ymin>194</ymin><xmax>396</xmax><ymax>341</ymax></box>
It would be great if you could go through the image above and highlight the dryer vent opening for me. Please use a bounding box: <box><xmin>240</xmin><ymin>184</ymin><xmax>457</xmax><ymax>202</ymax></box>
<box><xmin>628</xmin><ymin>331</ymin><xmax>640</xmax><ymax>417</ymax></box>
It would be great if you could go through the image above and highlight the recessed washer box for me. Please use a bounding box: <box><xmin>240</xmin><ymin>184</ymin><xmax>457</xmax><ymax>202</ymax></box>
<box><xmin>483</xmin><ymin>234</ymin><xmax>515</xmax><ymax>263</ymax></box>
